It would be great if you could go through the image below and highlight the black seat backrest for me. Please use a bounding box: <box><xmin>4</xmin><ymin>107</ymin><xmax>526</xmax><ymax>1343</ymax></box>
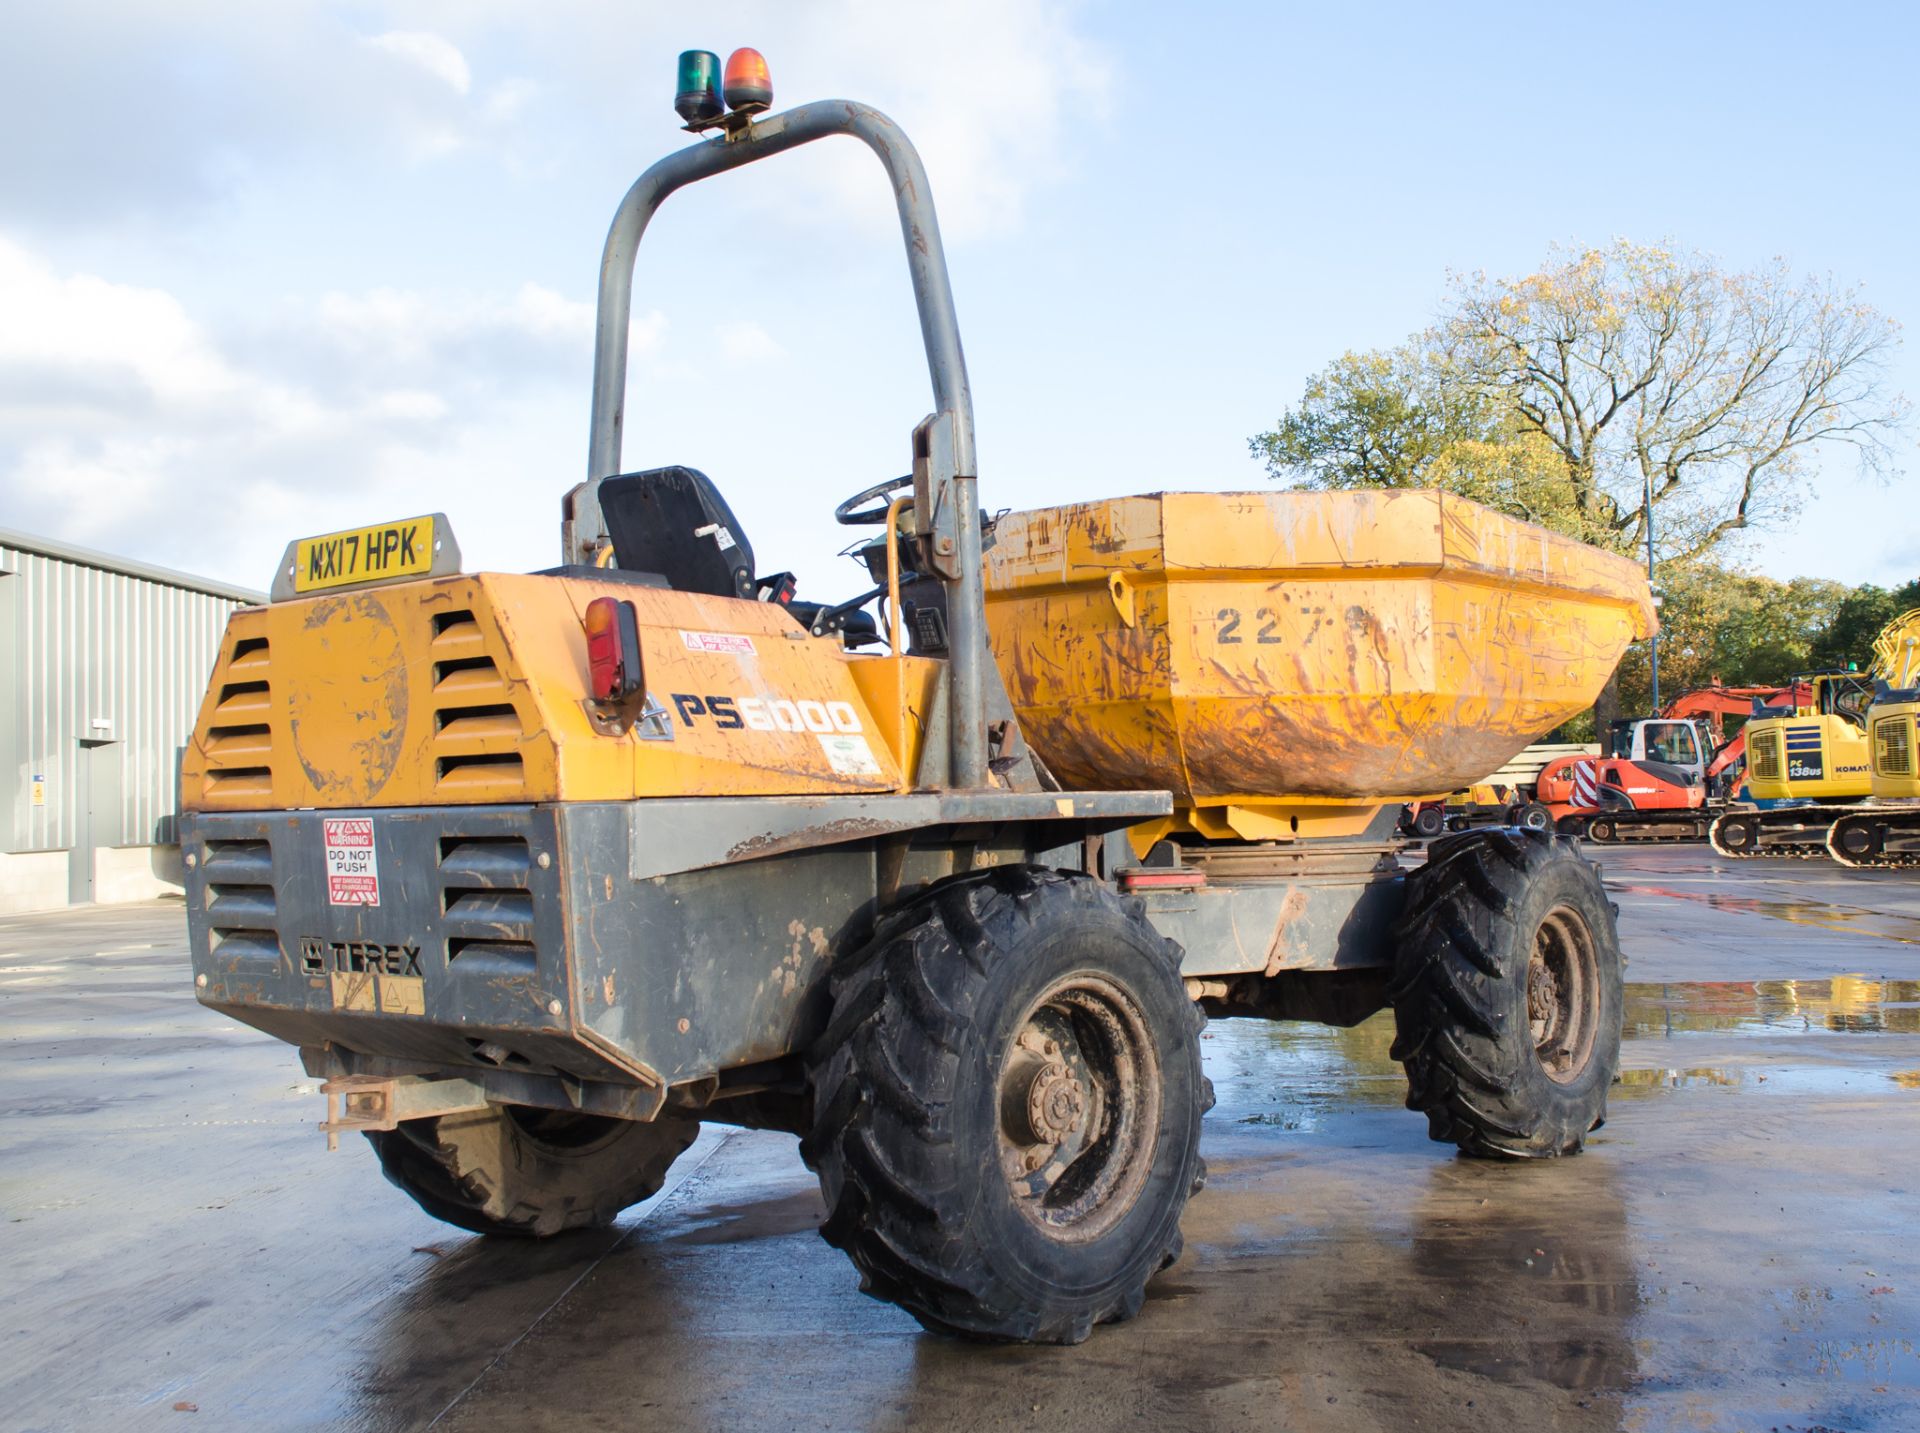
<box><xmin>600</xmin><ymin>466</ymin><xmax>755</xmax><ymax>600</ymax></box>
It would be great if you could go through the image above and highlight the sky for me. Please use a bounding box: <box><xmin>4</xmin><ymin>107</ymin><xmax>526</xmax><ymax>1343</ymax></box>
<box><xmin>2</xmin><ymin>1</ymin><xmax>1917</xmax><ymax>602</ymax></box>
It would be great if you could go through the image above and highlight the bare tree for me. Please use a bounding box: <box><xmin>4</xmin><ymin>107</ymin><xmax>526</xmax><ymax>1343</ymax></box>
<box><xmin>1449</xmin><ymin>242</ymin><xmax>1906</xmax><ymax>561</ymax></box>
<box><xmin>1253</xmin><ymin>240</ymin><xmax>1908</xmax><ymax>730</ymax></box>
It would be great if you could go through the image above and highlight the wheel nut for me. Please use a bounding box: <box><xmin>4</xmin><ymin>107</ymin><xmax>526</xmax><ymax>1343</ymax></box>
<box><xmin>1026</xmin><ymin>1062</ymin><xmax>1087</xmax><ymax>1145</ymax></box>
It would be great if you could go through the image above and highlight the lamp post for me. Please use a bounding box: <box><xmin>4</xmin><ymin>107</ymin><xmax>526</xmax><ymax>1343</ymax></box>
<box><xmin>1645</xmin><ymin>469</ymin><xmax>1660</xmax><ymax>712</ymax></box>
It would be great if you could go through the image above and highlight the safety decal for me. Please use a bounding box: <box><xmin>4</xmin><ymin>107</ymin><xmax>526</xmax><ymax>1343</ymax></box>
<box><xmin>680</xmin><ymin>630</ymin><xmax>756</xmax><ymax>655</ymax></box>
<box><xmin>323</xmin><ymin>817</ymin><xmax>380</xmax><ymax>907</ymax></box>
<box><xmin>817</xmin><ymin>732</ymin><xmax>885</xmax><ymax>779</ymax></box>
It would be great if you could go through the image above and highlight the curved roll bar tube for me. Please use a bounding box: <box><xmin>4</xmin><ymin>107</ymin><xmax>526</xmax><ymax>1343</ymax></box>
<box><xmin>575</xmin><ymin>101</ymin><xmax>989</xmax><ymax>790</ymax></box>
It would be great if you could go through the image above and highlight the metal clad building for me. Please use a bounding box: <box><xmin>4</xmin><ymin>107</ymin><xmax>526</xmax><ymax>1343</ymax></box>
<box><xmin>1</xmin><ymin>528</ymin><xmax>263</xmax><ymax>909</ymax></box>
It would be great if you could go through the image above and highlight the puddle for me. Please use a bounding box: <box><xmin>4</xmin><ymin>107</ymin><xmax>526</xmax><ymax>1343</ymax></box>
<box><xmin>1207</xmin><ymin>979</ymin><xmax>1920</xmax><ymax>1124</ymax></box>
<box><xmin>1614</xmin><ymin>1065</ymin><xmax>1910</xmax><ymax>1097</ymax></box>
<box><xmin>1624</xmin><ymin>976</ymin><xmax>1920</xmax><ymax>1037</ymax></box>
<box><xmin>1809</xmin><ymin>1335</ymin><xmax>1920</xmax><ymax>1389</ymax></box>
<box><xmin>1204</xmin><ymin>1012</ymin><xmax>1407</xmax><ymax>1130</ymax></box>
<box><xmin>1615</xmin><ymin>884</ymin><xmax>1920</xmax><ymax>944</ymax></box>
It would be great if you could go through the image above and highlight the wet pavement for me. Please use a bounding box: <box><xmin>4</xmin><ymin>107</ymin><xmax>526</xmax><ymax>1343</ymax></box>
<box><xmin>3</xmin><ymin>846</ymin><xmax>1918</xmax><ymax>1431</ymax></box>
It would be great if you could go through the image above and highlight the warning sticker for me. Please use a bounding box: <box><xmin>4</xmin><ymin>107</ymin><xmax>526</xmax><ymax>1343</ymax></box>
<box><xmin>817</xmin><ymin>732</ymin><xmax>885</xmax><ymax>780</ymax></box>
<box><xmin>681</xmin><ymin>630</ymin><xmax>756</xmax><ymax>656</ymax></box>
<box><xmin>324</xmin><ymin>817</ymin><xmax>380</xmax><ymax>907</ymax></box>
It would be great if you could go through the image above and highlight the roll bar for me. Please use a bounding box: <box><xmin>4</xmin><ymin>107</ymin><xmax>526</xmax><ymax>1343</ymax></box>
<box><xmin>568</xmin><ymin>100</ymin><xmax>990</xmax><ymax>790</ymax></box>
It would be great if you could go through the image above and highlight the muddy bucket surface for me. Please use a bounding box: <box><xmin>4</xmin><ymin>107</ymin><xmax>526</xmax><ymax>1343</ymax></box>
<box><xmin>982</xmin><ymin>490</ymin><xmax>1654</xmax><ymax>808</ymax></box>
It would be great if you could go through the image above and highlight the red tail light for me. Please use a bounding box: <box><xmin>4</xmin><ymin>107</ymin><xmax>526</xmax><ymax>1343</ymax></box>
<box><xmin>584</xmin><ymin>597</ymin><xmax>643</xmax><ymax>702</ymax></box>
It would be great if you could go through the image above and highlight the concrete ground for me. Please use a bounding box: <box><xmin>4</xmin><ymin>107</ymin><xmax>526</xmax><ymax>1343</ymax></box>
<box><xmin>3</xmin><ymin>846</ymin><xmax>1917</xmax><ymax>1432</ymax></box>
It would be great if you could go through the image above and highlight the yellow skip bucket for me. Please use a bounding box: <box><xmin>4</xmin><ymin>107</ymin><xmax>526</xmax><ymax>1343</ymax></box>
<box><xmin>983</xmin><ymin>490</ymin><xmax>1655</xmax><ymax>814</ymax></box>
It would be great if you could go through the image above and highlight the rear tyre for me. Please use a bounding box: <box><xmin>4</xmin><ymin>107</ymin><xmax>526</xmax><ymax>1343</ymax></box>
<box><xmin>1412</xmin><ymin>805</ymin><xmax>1446</xmax><ymax>838</ymax></box>
<box><xmin>367</xmin><ymin>1105</ymin><xmax>698</xmax><ymax>1237</ymax></box>
<box><xmin>1389</xmin><ymin>829</ymin><xmax>1622</xmax><ymax>1159</ymax></box>
<box><xmin>802</xmin><ymin>867</ymin><xmax>1208</xmax><ymax>1344</ymax></box>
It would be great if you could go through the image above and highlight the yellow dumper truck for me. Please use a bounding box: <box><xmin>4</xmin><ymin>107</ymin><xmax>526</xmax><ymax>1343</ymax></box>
<box><xmin>180</xmin><ymin>57</ymin><xmax>1655</xmax><ymax>1345</ymax></box>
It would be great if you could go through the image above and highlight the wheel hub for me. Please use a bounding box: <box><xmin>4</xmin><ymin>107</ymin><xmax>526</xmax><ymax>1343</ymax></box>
<box><xmin>1025</xmin><ymin>1060</ymin><xmax>1088</xmax><ymax>1145</ymax></box>
<box><xmin>994</xmin><ymin>976</ymin><xmax>1160</xmax><ymax>1240</ymax></box>
<box><xmin>1528</xmin><ymin>905</ymin><xmax>1600</xmax><ymax>1084</ymax></box>
<box><xmin>1527</xmin><ymin>958</ymin><xmax>1559</xmax><ymax>1033</ymax></box>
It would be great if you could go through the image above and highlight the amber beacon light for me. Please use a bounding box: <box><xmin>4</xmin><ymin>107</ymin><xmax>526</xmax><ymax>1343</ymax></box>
<box><xmin>723</xmin><ymin>47</ymin><xmax>773</xmax><ymax>114</ymax></box>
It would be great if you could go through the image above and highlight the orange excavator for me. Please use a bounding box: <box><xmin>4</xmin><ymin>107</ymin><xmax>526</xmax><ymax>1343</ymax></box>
<box><xmin>1536</xmin><ymin>683</ymin><xmax>1807</xmax><ymax>843</ymax></box>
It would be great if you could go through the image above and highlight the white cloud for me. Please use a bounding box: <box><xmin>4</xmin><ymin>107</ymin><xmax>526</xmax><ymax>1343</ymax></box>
<box><xmin>482</xmin><ymin>77</ymin><xmax>538</xmax><ymax>125</ymax></box>
<box><xmin>307</xmin><ymin>282</ymin><xmax>658</xmax><ymax>376</ymax></box>
<box><xmin>0</xmin><ymin>2</ymin><xmax>1110</xmax><ymax>236</ymax></box>
<box><xmin>0</xmin><ymin>235</ymin><xmax>316</xmax><ymax>427</ymax></box>
<box><xmin>0</xmin><ymin>234</ymin><xmax>616</xmax><ymax>580</ymax></box>
<box><xmin>363</xmin><ymin>30</ymin><xmax>471</xmax><ymax>96</ymax></box>
<box><xmin>716</xmin><ymin>321</ymin><xmax>785</xmax><ymax>364</ymax></box>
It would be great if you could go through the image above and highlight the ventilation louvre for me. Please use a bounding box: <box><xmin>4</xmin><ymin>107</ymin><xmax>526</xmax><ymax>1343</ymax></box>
<box><xmin>430</xmin><ymin>609</ymin><xmax>529</xmax><ymax>800</ymax></box>
<box><xmin>1876</xmin><ymin>718</ymin><xmax>1913</xmax><ymax>777</ymax></box>
<box><xmin>201</xmin><ymin>625</ymin><xmax>276</xmax><ymax>807</ymax></box>
<box><xmin>204</xmin><ymin>837</ymin><xmax>280</xmax><ymax>969</ymax></box>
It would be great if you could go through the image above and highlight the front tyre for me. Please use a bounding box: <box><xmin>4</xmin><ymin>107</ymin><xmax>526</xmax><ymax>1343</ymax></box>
<box><xmin>367</xmin><ymin>1105</ymin><xmax>698</xmax><ymax>1237</ymax></box>
<box><xmin>803</xmin><ymin>867</ymin><xmax>1208</xmax><ymax>1344</ymax></box>
<box><xmin>1389</xmin><ymin>829</ymin><xmax>1622</xmax><ymax>1159</ymax></box>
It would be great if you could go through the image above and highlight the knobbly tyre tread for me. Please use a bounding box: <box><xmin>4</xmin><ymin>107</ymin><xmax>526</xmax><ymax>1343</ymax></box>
<box><xmin>1389</xmin><ymin>828</ymin><xmax>1622</xmax><ymax>1159</ymax></box>
<box><xmin>367</xmin><ymin>1106</ymin><xmax>698</xmax><ymax>1238</ymax></box>
<box><xmin>802</xmin><ymin>866</ymin><xmax>1211</xmax><ymax>1344</ymax></box>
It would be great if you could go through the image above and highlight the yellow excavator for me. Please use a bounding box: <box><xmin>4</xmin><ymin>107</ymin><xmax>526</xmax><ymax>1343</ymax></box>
<box><xmin>1827</xmin><ymin>609</ymin><xmax>1920</xmax><ymax>868</ymax></box>
<box><xmin>1710</xmin><ymin>608</ymin><xmax>1920</xmax><ymax>862</ymax></box>
<box><xmin>178</xmin><ymin>50</ymin><xmax>1653</xmax><ymax>1344</ymax></box>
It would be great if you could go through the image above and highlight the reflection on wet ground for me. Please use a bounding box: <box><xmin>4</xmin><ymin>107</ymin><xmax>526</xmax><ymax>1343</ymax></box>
<box><xmin>1211</xmin><ymin>976</ymin><xmax>1920</xmax><ymax>1115</ymax></box>
<box><xmin>6</xmin><ymin>858</ymin><xmax>1920</xmax><ymax>1432</ymax></box>
<box><xmin>1614</xmin><ymin>884</ymin><xmax>1920</xmax><ymax>945</ymax></box>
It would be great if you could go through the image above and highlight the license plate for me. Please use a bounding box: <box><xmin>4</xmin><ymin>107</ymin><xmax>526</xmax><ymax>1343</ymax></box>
<box><xmin>293</xmin><ymin>515</ymin><xmax>436</xmax><ymax>593</ymax></box>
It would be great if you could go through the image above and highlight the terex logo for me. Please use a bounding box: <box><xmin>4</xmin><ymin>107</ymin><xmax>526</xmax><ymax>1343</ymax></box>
<box><xmin>300</xmin><ymin>938</ymin><xmax>422</xmax><ymax>977</ymax></box>
<box><xmin>670</xmin><ymin>694</ymin><xmax>864</xmax><ymax>735</ymax></box>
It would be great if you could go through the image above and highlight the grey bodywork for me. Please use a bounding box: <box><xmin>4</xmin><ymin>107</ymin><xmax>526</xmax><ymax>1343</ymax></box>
<box><xmin>183</xmin><ymin>795</ymin><xmax>1404</xmax><ymax>1127</ymax></box>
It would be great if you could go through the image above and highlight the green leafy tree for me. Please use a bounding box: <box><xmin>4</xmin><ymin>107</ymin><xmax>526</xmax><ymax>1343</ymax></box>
<box><xmin>1808</xmin><ymin>579</ymin><xmax>1920</xmax><ymax>671</ymax></box>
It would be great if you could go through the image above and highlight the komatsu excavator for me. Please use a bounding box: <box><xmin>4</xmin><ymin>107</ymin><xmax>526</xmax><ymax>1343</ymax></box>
<box><xmin>1826</xmin><ymin>609</ymin><xmax>1920</xmax><ymax>868</ymax></box>
<box><xmin>1711</xmin><ymin>609</ymin><xmax>1920</xmax><ymax>861</ymax></box>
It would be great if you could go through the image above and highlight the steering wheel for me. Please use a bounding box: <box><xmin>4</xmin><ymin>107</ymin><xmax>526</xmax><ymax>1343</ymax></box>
<box><xmin>835</xmin><ymin>474</ymin><xmax>913</xmax><ymax>526</ymax></box>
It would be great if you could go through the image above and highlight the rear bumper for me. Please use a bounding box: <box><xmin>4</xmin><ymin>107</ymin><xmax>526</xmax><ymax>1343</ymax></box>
<box><xmin>181</xmin><ymin>805</ymin><xmax>652</xmax><ymax>1084</ymax></box>
<box><xmin>182</xmin><ymin>792</ymin><xmax>1167</xmax><ymax>1101</ymax></box>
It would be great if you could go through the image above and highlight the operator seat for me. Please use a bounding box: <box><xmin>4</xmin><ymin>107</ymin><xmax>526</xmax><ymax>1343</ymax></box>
<box><xmin>598</xmin><ymin>465</ymin><xmax>881</xmax><ymax>646</ymax></box>
<box><xmin>600</xmin><ymin>466</ymin><xmax>756</xmax><ymax>600</ymax></box>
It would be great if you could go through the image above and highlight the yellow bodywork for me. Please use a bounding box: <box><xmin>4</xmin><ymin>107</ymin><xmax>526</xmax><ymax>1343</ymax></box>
<box><xmin>982</xmin><ymin>490</ymin><xmax>1654</xmax><ymax>842</ymax></box>
<box><xmin>1870</xmin><ymin>699</ymin><xmax>1920</xmax><ymax>800</ymax></box>
<box><xmin>181</xmin><ymin>573</ymin><xmax>940</xmax><ymax>811</ymax></box>
<box><xmin>1742</xmin><ymin>711</ymin><xmax>1871</xmax><ymax>802</ymax></box>
<box><xmin>1867</xmin><ymin>609</ymin><xmax>1920</xmax><ymax>801</ymax></box>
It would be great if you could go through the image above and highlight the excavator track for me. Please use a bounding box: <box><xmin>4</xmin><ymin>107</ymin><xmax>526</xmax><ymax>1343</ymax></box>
<box><xmin>1825</xmin><ymin>809</ymin><xmax>1920</xmax><ymax>870</ymax></box>
<box><xmin>1582</xmin><ymin>812</ymin><xmax>1713</xmax><ymax>845</ymax></box>
<box><xmin>1708</xmin><ymin>807</ymin><xmax>1850</xmax><ymax>862</ymax></box>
